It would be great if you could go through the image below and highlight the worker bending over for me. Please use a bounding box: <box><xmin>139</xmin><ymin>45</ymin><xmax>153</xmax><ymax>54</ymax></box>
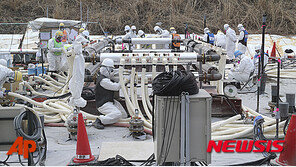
<box><xmin>93</xmin><ymin>58</ymin><xmax>127</xmax><ymax>129</ymax></box>
<box><xmin>215</xmin><ymin>30</ymin><xmax>226</xmax><ymax>49</ymax></box>
<box><xmin>228</xmin><ymin>51</ymin><xmax>254</xmax><ymax>83</ymax></box>
<box><xmin>0</xmin><ymin>60</ymin><xmax>22</xmax><ymax>97</ymax></box>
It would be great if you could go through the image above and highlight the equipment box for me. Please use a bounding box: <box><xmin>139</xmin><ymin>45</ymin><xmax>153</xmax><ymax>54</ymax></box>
<box><xmin>0</xmin><ymin>107</ymin><xmax>24</xmax><ymax>151</ymax></box>
<box><xmin>154</xmin><ymin>89</ymin><xmax>211</xmax><ymax>164</ymax></box>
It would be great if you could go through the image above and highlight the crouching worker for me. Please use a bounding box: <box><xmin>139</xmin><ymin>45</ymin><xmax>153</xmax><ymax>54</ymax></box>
<box><xmin>93</xmin><ymin>58</ymin><xmax>127</xmax><ymax>129</ymax></box>
<box><xmin>228</xmin><ymin>50</ymin><xmax>254</xmax><ymax>83</ymax></box>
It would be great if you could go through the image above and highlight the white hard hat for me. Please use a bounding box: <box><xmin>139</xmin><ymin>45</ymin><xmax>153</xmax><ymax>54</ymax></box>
<box><xmin>0</xmin><ymin>59</ymin><xmax>7</xmax><ymax>67</ymax></box>
<box><xmin>156</xmin><ymin>22</ymin><xmax>162</xmax><ymax>26</ymax></box>
<box><xmin>138</xmin><ymin>30</ymin><xmax>144</xmax><ymax>36</ymax></box>
<box><xmin>154</xmin><ymin>26</ymin><xmax>161</xmax><ymax>32</ymax></box>
<box><xmin>204</xmin><ymin>27</ymin><xmax>210</xmax><ymax>34</ymax></box>
<box><xmin>124</xmin><ymin>25</ymin><xmax>130</xmax><ymax>31</ymax></box>
<box><xmin>238</xmin><ymin>24</ymin><xmax>244</xmax><ymax>31</ymax></box>
<box><xmin>255</xmin><ymin>45</ymin><xmax>261</xmax><ymax>51</ymax></box>
<box><xmin>131</xmin><ymin>25</ymin><xmax>136</xmax><ymax>30</ymax></box>
<box><xmin>101</xmin><ymin>58</ymin><xmax>114</xmax><ymax>68</ymax></box>
<box><xmin>224</xmin><ymin>24</ymin><xmax>230</xmax><ymax>30</ymax></box>
<box><xmin>82</xmin><ymin>30</ymin><xmax>89</xmax><ymax>37</ymax></box>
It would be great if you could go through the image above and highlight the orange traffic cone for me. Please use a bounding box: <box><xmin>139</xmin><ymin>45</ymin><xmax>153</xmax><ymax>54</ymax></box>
<box><xmin>275</xmin><ymin>114</ymin><xmax>296</xmax><ymax>165</ymax></box>
<box><xmin>71</xmin><ymin>113</ymin><xmax>95</xmax><ymax>164</ymax></box>
<box><xmin>270</xmin><ymin>42</ymin><xmax>276</xmax><ymax>58</ymax></box>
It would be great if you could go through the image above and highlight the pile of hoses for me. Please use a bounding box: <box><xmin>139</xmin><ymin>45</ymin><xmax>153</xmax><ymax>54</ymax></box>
<box><xmin>152</xmin><ymin>70</ymin><xmax>199</xmax><ymax>96</ymax></box>
<box><xmin>13</xmin><ymin>110</ymin><xmax>47</xmax><ymax>166</ymax></box>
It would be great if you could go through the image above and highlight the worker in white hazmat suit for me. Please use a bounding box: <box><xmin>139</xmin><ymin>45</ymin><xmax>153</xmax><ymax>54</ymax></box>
<box><xmin>130</xmin><ymin>25</ymin><xmax>137</xmax><ymax>38</ymax></box>
<box><xmin>228</xmin><ymin>50</ymin><xmax>254</xmax><ymax>83</ymax></box>
<box><xmin>154</xmin><ymin>26</ymin><xmax>170</xmax><ymax>49</ymax></box>
<box><xmin>122</xmin><ymin>25</ymin><xmax>132</xmax><ymax>50</ymax></box>
<box><xmin>137</xmin><ymin>30</ymin><xmax>152</xmax><ymax>49</ymax></box>
<box><xmin>47</xmin><ymin>30</ymin><xmax>64</xmax><ymax>72</ymax></box>
<box><xmin>0</xmin><ymin>62</ymin><xmax>22</xmax><ymax>98</ymax></box>
<box><xmin>224</xmin><ymin>24</ymin><xmax>237</xmax><ymax>61</ymax></box>
<box><xmin>93</xmin><ymin>58</ymin><xmax>127</xmax><ymax>129</ymax></box>
<box><xmin>215</xmin><ymin>30</ymin><xmax>226</xmax><ymax>49</ymax></box>
<box><xmin>237</xmin><ymin>24</ymin><xmax>248</xmax><ymax>54</ymax></box>
<box><xmin>68</xmin><ymin>30</ymin><xmax>89</xmax><ymax>108</ymax></box>
<box><xmin>138</xmin><ymin>30</ymin><xmax>145</xmax><ymax>38</ymax></box>
<box><xmin>203</xmin><ymin>27</ymin><xmax>215</xmax><ymax>45</ymax></box>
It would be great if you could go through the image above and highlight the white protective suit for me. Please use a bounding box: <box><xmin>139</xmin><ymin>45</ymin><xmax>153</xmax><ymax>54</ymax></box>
<box><xmin>237</xmin><ymin>28</ymin><xmax>247</xmax><ymax>54</ymax></box>
<box><xmin>228</xmin><ymin>54</ymin><xmax>254</xmax><ymax>83</ymax></box>
<box><xmin>97</xmin><ymin>67</ymin><xmax>127</xmax><ymax>125</ymax></box>
<box><xmin>68</xmin><ymin>34</ymin><xmax>89</xmax><ymax>108</ymax></box>
<box><xmin>225</xmin><ymin>27</ymin><xmax>237</xmax><ymax>60</ymax></box>
<box><xmin>215</xmin><ymin>31</ymin><xmax>226</xmax><ymax>49</ymax></box>
<box><xmin>159</xmin><ymin>29</ymin><xmax>170</xmax><ymax>49</ymax></box>
<box><xmin>0</xmin><ymin>65</ymin><xmax>14</xmax><ymax>97</ymax></box>
<box><xmin>47</xmin><ymin>38</ymin><xmax>64</xmax><ymax>71</ymax></box>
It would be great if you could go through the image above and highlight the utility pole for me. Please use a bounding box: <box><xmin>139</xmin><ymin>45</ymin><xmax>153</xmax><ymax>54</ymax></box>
<box><xmin>46</xmin><ymin>7</ymin><xmax>49</xmax><ymax>18</ymax></box>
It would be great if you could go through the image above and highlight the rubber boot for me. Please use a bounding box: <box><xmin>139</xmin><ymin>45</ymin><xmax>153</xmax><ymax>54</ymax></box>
<box><xmin>93</xmin><ymin>118</ymin><xmax>104</xmax><ymax>129</ymax></box>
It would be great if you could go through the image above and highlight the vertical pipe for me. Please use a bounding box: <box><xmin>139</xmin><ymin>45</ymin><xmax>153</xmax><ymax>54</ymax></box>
<box><xmin>41</xmin><ymin>48</ymin><xmax>44</xmax><ymax>76</ymax></box>
<box><xmin>256</xmin><ymin>55</ymin><xmax>261</xmax><ymax>113</ymax></box>
<box><xmin>203</xmin><ymin>15</ymin><xmax>206</xmax><ymax>29</ymax></box>
<box><xmin>185</xmin><ymin>93</ymin><xmax>190</xmax><ymax>166</ymax></box>
<box><xmin>180</xmin><ymin>93</ymin><xmax>185</xmax><ymax>165</ymax></box>
<box><xmin>27</xmin><ymin>110</ymin><xmax>34</xmax><ymax>165</ymax></box>
<box><xmin>260</xmin><ymin>14</ymin><xmax>267</xmax><ymax>94</ymax></box>
<box><xmin>276</xmin><ymin>59</ymin><xmax>280</xmax><ymax>139</ymax></box>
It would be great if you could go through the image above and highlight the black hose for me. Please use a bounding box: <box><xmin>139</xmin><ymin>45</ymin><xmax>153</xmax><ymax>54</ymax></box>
<box><xmin>211</xmin><ymin>94</ymin><xmax>243</xmax><ymax>118</ymax></box>
<box><xmin>13</xmin><ymin>111</ymin><xmax>42</xmax><ymax>141</ymax></box>
<box><xmin>283</xmin><ymin>115</ymin><xmax>291</xmax><ymax>135</ymax></box>
<box><xmin>47</xmin><ymin>92</ymin><xmax>71</xmax><ymax>99</ymax></box>
<box><xmin>152</xmin><ymin>70</ymin><xmax>199</xmax><ymax>96</ymax></box>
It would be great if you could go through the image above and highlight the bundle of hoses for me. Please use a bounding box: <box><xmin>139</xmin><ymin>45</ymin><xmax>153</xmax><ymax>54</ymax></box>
<box><xmin>8</xmin><ymin>72</ymin><xmax>101</xmax><ymax>124</ymax></box>
<box><xmin>11</xmin><ymin>64</ymin><xmax>287</xmax><ymax>140</ymax></box>
<box><xmin>211</xmin><ymin>105</ymin><xmax>286</xmax><ymax>141</ymax></box>
<box><xmin>13</xmin><ymin>110</ymin><xmax>47</xmax><ymax>166</ymax></box>
<box><xmin>152</xmin><ymin>70</ymin><xmax>199</xmax><ymax>96</ymax></box>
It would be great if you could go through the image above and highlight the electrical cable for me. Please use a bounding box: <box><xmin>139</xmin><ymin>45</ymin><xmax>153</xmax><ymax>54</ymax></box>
<box><xmin>0</xmin><ymin>155</ymin><xmax>10</xmax><ymax>166</ymax></box>
<box><xmin>13</xmin><ymin>111</ymin><xmax>42</xmax><ymax>141</ymax></box>
<box><xmin>12</xmin><ymin>109</ymin><xmax>47</xmax><ymax>166</ymax></box>
<box><xmin>152</xmin><ymin>70</ymin><xmax>199</xmax><ymax>96</ymax></box>
<box><xmin>162</xmin><ymin>96</ymin><xmax>180</xmax><ymax>165</ymax></box>
<box><xmin>283</xmin><ymin>115</ymin><xmax>291</xmax><ymax>135</ymax></box>
<box><xmin>211</xmin><ymin>94</ymin><xmax>243</xmax><ymax>118</ymax></box>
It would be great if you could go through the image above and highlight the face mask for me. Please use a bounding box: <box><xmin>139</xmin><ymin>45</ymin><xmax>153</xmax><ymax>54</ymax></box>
<box><xmin>56</xmin><ymin>37</ymin><xmax>62</xmax><ymax>43</ymax></box>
